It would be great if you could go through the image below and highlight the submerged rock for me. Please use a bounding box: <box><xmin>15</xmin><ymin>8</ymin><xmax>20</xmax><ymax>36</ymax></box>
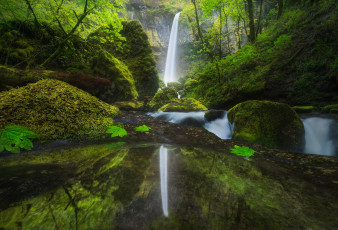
<box><xmin>227</xmin><ymin>100</ymin><xmax>304</xmax><ymax>150</ymax></box>
<box><xmin>0</xmin><ymin>79</ymin><xmax>120</xmax><ymax>140</ymax></box>
<box><xmin>159</xmin><ymin>98</ymin><xmax>208</xmax><ymax>112</ymax></box>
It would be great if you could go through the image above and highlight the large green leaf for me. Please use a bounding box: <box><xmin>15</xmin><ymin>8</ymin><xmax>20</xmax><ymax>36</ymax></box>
<box><xmin>230</xmin><ymin>145</ymin><xmax>256</xmax><ymax>158</ymax></box>
<box><xmin>106</xmin><ymin>126</ymin><xmax>127</xmax><ymax>137</ymax></box>
<box><xmin>134</xmin><ymin>125</ymin><xmax>151</xmax><ymax>132</ymax></box>
<box><xmin>0</xmin><ymin>125</ymin><xmax>39</xmax><ymax>153</ymax></box>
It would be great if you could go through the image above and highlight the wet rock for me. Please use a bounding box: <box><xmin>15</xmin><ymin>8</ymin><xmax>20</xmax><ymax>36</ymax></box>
<box><xmin>204</xmin><ymin>110</ymin><xmax>225</xmax><ymax>122</ymax></box>
<box><xmin>227</xmin><ymin>100</ymin><xmax>304</xmax><ymax>150</ymax></box>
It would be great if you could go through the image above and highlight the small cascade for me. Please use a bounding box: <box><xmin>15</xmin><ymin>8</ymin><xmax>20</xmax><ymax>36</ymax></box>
<box><xmin>302</xmin><ymin>117</ymin><xmax>335</xmax><ymax>156</ymax></box>
<box><xmin>204</xmin><ymin>112</ymin><xmax>232</xmax><ymax>140</ymax></box>
<box><xmin>163</xmin><ymin>12</ymin><xmax>180</xmax><ymax>85</ymax></box>
<box><xmin>159</xmin><ymin>145</ymin><xmax>169</xmax><ymax>217</ymax></box>
<box><xmin>149</xmin><ymin>111</ymin><xmax>232</xmax><ymax>139</ymax></box>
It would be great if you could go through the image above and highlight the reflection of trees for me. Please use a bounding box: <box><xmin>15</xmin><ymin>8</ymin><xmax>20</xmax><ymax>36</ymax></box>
<box><xmin>0</xmin><ymin>145</ymin><xmax>156</xmax><ymax>229</ymax></box>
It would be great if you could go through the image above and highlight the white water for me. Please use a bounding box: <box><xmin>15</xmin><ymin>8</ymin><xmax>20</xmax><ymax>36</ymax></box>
<box><xmin>149</xmin><ymin>111</ymin><xmax>232</xmax><ymax>140</ymax></box>
<box><xmin>204</xmin><ymin>112</ymin><xmax>232</xmax><ymax>139</ymax></box>
<box><xmin>164</xmin><ymin>12</ymin><xmax>180</xmax><ymax>85</ymax></box>
<box><xmin>159</xmin><ymin>145</ymin><xmax>168</xmax><ymax>217</ymax></box>
<box><xmin>302</xmin><ymin>117</ymin><xmax>335</xmax><ymax>156</ymax></box>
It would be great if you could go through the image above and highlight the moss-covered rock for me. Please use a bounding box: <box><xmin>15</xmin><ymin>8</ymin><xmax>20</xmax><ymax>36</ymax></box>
<box><xmin>292</xmin><ymin>106</ymin><xmax>317</xmax><ymax>113</ymax></box>
<box><xmin>167</xmin><ymin>82</ymin><xmax>183</xmax><ymax>91</ymax></box>
<box><xmin>91</xmin><ymin>20</ymin><xmax>159</xmax><ymax>98</ymax></box>
<box><xmin>0</xmin><ymin>79</ymin><xmax>120</xmax><ymax>140</ymax></box>
<box><xmin>92</xmin><ymin>50</ymin><xmax>138</xmax><ymax>101</ymax></box>
<box><xmin>159</xmin><ymin>98</ymin><xmax>208</xmax><ymax>112</ymax></box>
<box><xmin>227</xmin><ymin>100</ymin><xmax>304</xmax><ymax>150</ymax></box>
<box><xmin>322</xmin><ymin>104</ymin><xmax>338</xmax><ymax>114</ymax></box>
<box><xmin>149</xmin><ymin>87</ymin><xmax>177</xmax><ymax>110</ymax></box>
<box><xmin>113</xmin><ymin>101</ymin><xmax>144</xmax><ymax>111</ymax></box>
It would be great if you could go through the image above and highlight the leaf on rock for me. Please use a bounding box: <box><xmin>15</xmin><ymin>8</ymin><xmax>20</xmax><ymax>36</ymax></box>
<box><xmin>230</xmin><ymin>145</ymin><xmax>256</xmax><ymax>158</ymax></box>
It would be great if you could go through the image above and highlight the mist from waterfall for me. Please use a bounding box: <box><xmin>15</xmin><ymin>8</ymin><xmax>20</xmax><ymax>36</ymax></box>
<box><xmin>164</xmin><ymin>12</ymin><xmax>180</xmax><ymax>85</ymax></box>
<box><xmin>159</xmin><ymin>145</ymin><xmax>169</xmax><ymax>217</ymax></box>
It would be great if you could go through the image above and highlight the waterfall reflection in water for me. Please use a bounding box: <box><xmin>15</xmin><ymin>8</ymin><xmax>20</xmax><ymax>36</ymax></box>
<box><xmin>159</xmin><ymin>145</ymin><xmax>169</xmax><ymax>217</ymax></box>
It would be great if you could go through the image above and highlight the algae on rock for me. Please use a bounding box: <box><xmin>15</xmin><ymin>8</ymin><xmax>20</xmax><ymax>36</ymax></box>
<box><xmin>0</xmin><ymin>79</ymin><xmax>120</xmax><ymax>140</ymax></box>
<box><xmin>227</xmin><ymin>100</ymin><xmax>304</xmax><ymax>150</ymax></box>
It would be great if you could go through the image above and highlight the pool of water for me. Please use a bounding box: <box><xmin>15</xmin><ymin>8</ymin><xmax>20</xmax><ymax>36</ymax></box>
<box><xmin>0</xmin><ymin>143</ymin><xmax>337</xmax><ymax>229</ymax></box>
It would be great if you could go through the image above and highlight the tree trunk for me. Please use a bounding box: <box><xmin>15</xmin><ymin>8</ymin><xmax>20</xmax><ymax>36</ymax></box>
<box><xmin>41</xmin><ymin>2</ymin><xmax>90</xmax><ymax>67</ymax></box>
<box><xmin>24</xmin><ymin>0</ymin><xmax>40</xmax><ymax>28</ymax></box>
<box><xmin>246</xmin><ymin>0</ymin><xmax>255</xmax><ymax>42</ymax></box>
<box><xmin>277</xmin><ymin>0</ymin><xmax>284</xmax><ymax>19</ymax></box>
<box><xmin>256</xmin><ymin>0</ymin><xmax>264</xmax><ymax>37</ymax></box>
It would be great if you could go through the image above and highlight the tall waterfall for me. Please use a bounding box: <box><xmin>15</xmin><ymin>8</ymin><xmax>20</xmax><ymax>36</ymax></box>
<box><xmin>164</xmin><ymin>12</ymin><xmax>180</xmax><ymax>85</ymax></box>
<box><xmin>159</xmin><ymin>145</ymin><xmax>169</xmax><ymax>217</ymax></box>
<box><xmin>302</xmin><ymin>117</ymin><xmax>335</xmax><ymax>156</ymax></box>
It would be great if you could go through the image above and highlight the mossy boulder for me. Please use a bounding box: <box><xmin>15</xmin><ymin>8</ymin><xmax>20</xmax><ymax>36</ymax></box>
<box><xmin>113</xmin><ymin>101</ymin><xmax>144</xmax><ymax>111</ymax></box>
<box><xmin>92</xmin><ymin>50</ymin><xmax>138</xmax><ymax>101</ymax></box>
<box><xmin>322</xmin><ymin>104</ymin><xmax>338</xmax><ymax>114</ymax></box>
<box><xmin>91</xmin><ymin>20</ymin><xmax>159</xmax><ymax>98</ymax></box>
<box><xmin>227</xmin><ymin>100</ymin><xmax>304</xmax><ymax>150</ymax></box>
<box><xmin>0</xmin><ymin>79</ymin><xmax>120</xmax><ymax>140</ymax></box>
<box><xmin>149</xmin><ymin>87</ymin><xmax>177</xmax><ymax>110</ymax></box>
<box><xmin>167</xmin><ymin>82</ymin><xmax>183</xmax><ymax>91</ymax></box>
<box><xmin>159</xmin><ymin>98</ymin><xmax>208</xmax><ymax>112</ymax></box>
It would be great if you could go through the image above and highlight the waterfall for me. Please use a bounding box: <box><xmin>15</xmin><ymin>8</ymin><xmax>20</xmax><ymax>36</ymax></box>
<box><xmin>164</xmin><ymin>12</ymin><xmax>180</xmax><ymax>85</ymax></box>
<box><xmin>159</xmin><ymin>145</ymin><xmax>168</xmax><ymax>217</ymax></box>
<box><xmin>302</xmin><ymin>117</ymin><xmax>335</xmax><ymax>156</ymax></box>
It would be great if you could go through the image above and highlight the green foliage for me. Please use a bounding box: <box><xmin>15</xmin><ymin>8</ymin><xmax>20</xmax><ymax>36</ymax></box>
<box><xmin>0</xmin><ymin>125</ymin><xmax>39</xmax><ymax>153</ymax></box>
<box><xmin>106</xmin><ymin>126</ymin><xmax>127</xmax><ymax>138</ymax></box>
<box><xmin>230</xmin><ymin>145</ymin><xmax>255</xmax><ymax>159</ymax></box>
<box><xmin>134</xmin><ymin>125</ymin><xmax>151</xmax><ymax>132</ymax></box>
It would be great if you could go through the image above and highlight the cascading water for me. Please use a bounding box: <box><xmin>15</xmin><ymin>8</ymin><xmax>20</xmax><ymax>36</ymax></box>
<box><xmin>302</xmin><ymin>117</ymin><xmax>335</xmax><ymax>156</ymax></box>
<box><xmin>163</xmin><ymin>12</ymin><xmax>180</xmax><ymax>86</ymax></box>
<box><xmin>159</xmin><ymin>145</ymin><xmax>169</xmax><ymax>217</ymax></box>
<box><xmin>149</xmin><ymin>111</ymin><xmax>232</xmax><ymax>140</ymax></box>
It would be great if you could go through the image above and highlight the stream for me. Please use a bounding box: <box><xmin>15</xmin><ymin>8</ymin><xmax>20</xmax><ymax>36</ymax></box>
<box><xmin>0</xmin><ymin>143</ymin><xmax>337</xmax><ymax>229</ymax></box>
<box><xmin>149</xmin><ymin>111</ymin><xmax>338</xmax><ymax>156</ymax></box>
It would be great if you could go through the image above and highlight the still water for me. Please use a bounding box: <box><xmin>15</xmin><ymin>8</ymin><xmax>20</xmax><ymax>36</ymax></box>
<box><xmin>0</xmin><ymin>143</ymin><xmax>337</xmax><ymax>229</ymax></box>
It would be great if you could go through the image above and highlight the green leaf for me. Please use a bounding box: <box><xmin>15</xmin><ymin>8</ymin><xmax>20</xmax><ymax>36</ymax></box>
<box><xmin>106</xmin><ymin>142</ymin><xmax>126</xmax><ymax>148</ymax></box>
<box><xmin>106</xmin><ymin>126</ymin><xmax>127</xmax><ymax>137</ymax></box>
<box><xmin>230</xmin><ymin>145</ymin><xmax>256</xmax><ymax>158</ymax></box>
<box><xmin>0</xmin><ymin>125</ymin><xmax>39</xmax><ymax>153</ymax></box>
<box><xmin>134</xmin><ymin>125</ymin><xmax>151</xmax><ymax>132</ymax></box>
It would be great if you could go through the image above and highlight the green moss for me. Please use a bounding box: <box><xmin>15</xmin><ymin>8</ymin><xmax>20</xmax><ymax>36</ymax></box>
<box><xmin>149</xmin><ymin>87</ymin><xmax>177</xmax><ymax>110</ymax></box>
<box><xmin>159</xmin><ymin>98</ymin><xmax>208</xmax><ymax>112</ymax></box>
<box><xmin>92</xmin><ymin>50</ymin><xmax>138</xmax><ymax>101</ymax></box>
<box><xmin>227</xmin><ymin>100</ymin><xmax>304</xmax><ymax>150</ymax></box>
<box><xmin>322</xmin><ymin>104</ymin><xmax>338</xmax><ymax>113</ymax></box>
<box><xmin>0</xmin><ymin>79</ymin><xmax>120</xmax><ymax>140</ymax></box>
<box><xmin>292</xmin><ymin>106</ymin><xmax>317</xmax><ymax>113</ymax></box>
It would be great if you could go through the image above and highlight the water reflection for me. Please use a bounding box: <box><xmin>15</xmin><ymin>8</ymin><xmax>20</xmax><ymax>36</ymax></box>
<box><xmin>159</xmin><ymin>145</ymin><xmax>169</xmax><ymax>217</ymax></box>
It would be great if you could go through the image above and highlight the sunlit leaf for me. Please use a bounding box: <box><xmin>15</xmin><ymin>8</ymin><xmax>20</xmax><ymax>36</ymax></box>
<box><xmin>106</xmin><ymin>126</ymin><xmax>127</xmax><ymax>137</ymax></box>
<box><xmin>134</xmin><ymin>125</ymin><xmax>151</xmax><ymax>132</ymax></box>
<box><xmin>230</xmin><ymin>145</ymin><xmax>256</xmax><ymax>158</ymax></box>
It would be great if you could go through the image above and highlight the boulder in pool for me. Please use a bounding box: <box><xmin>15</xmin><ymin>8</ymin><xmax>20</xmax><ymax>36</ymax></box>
<box><xmin>227</xmin><ymin>100</ymin><xmax>304</xmax><ymax>150</ymax></box>
<box><xmin>159</xmin><ymin>98</ymin><xmax>208</xmax><ymax>112</ymax></box>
